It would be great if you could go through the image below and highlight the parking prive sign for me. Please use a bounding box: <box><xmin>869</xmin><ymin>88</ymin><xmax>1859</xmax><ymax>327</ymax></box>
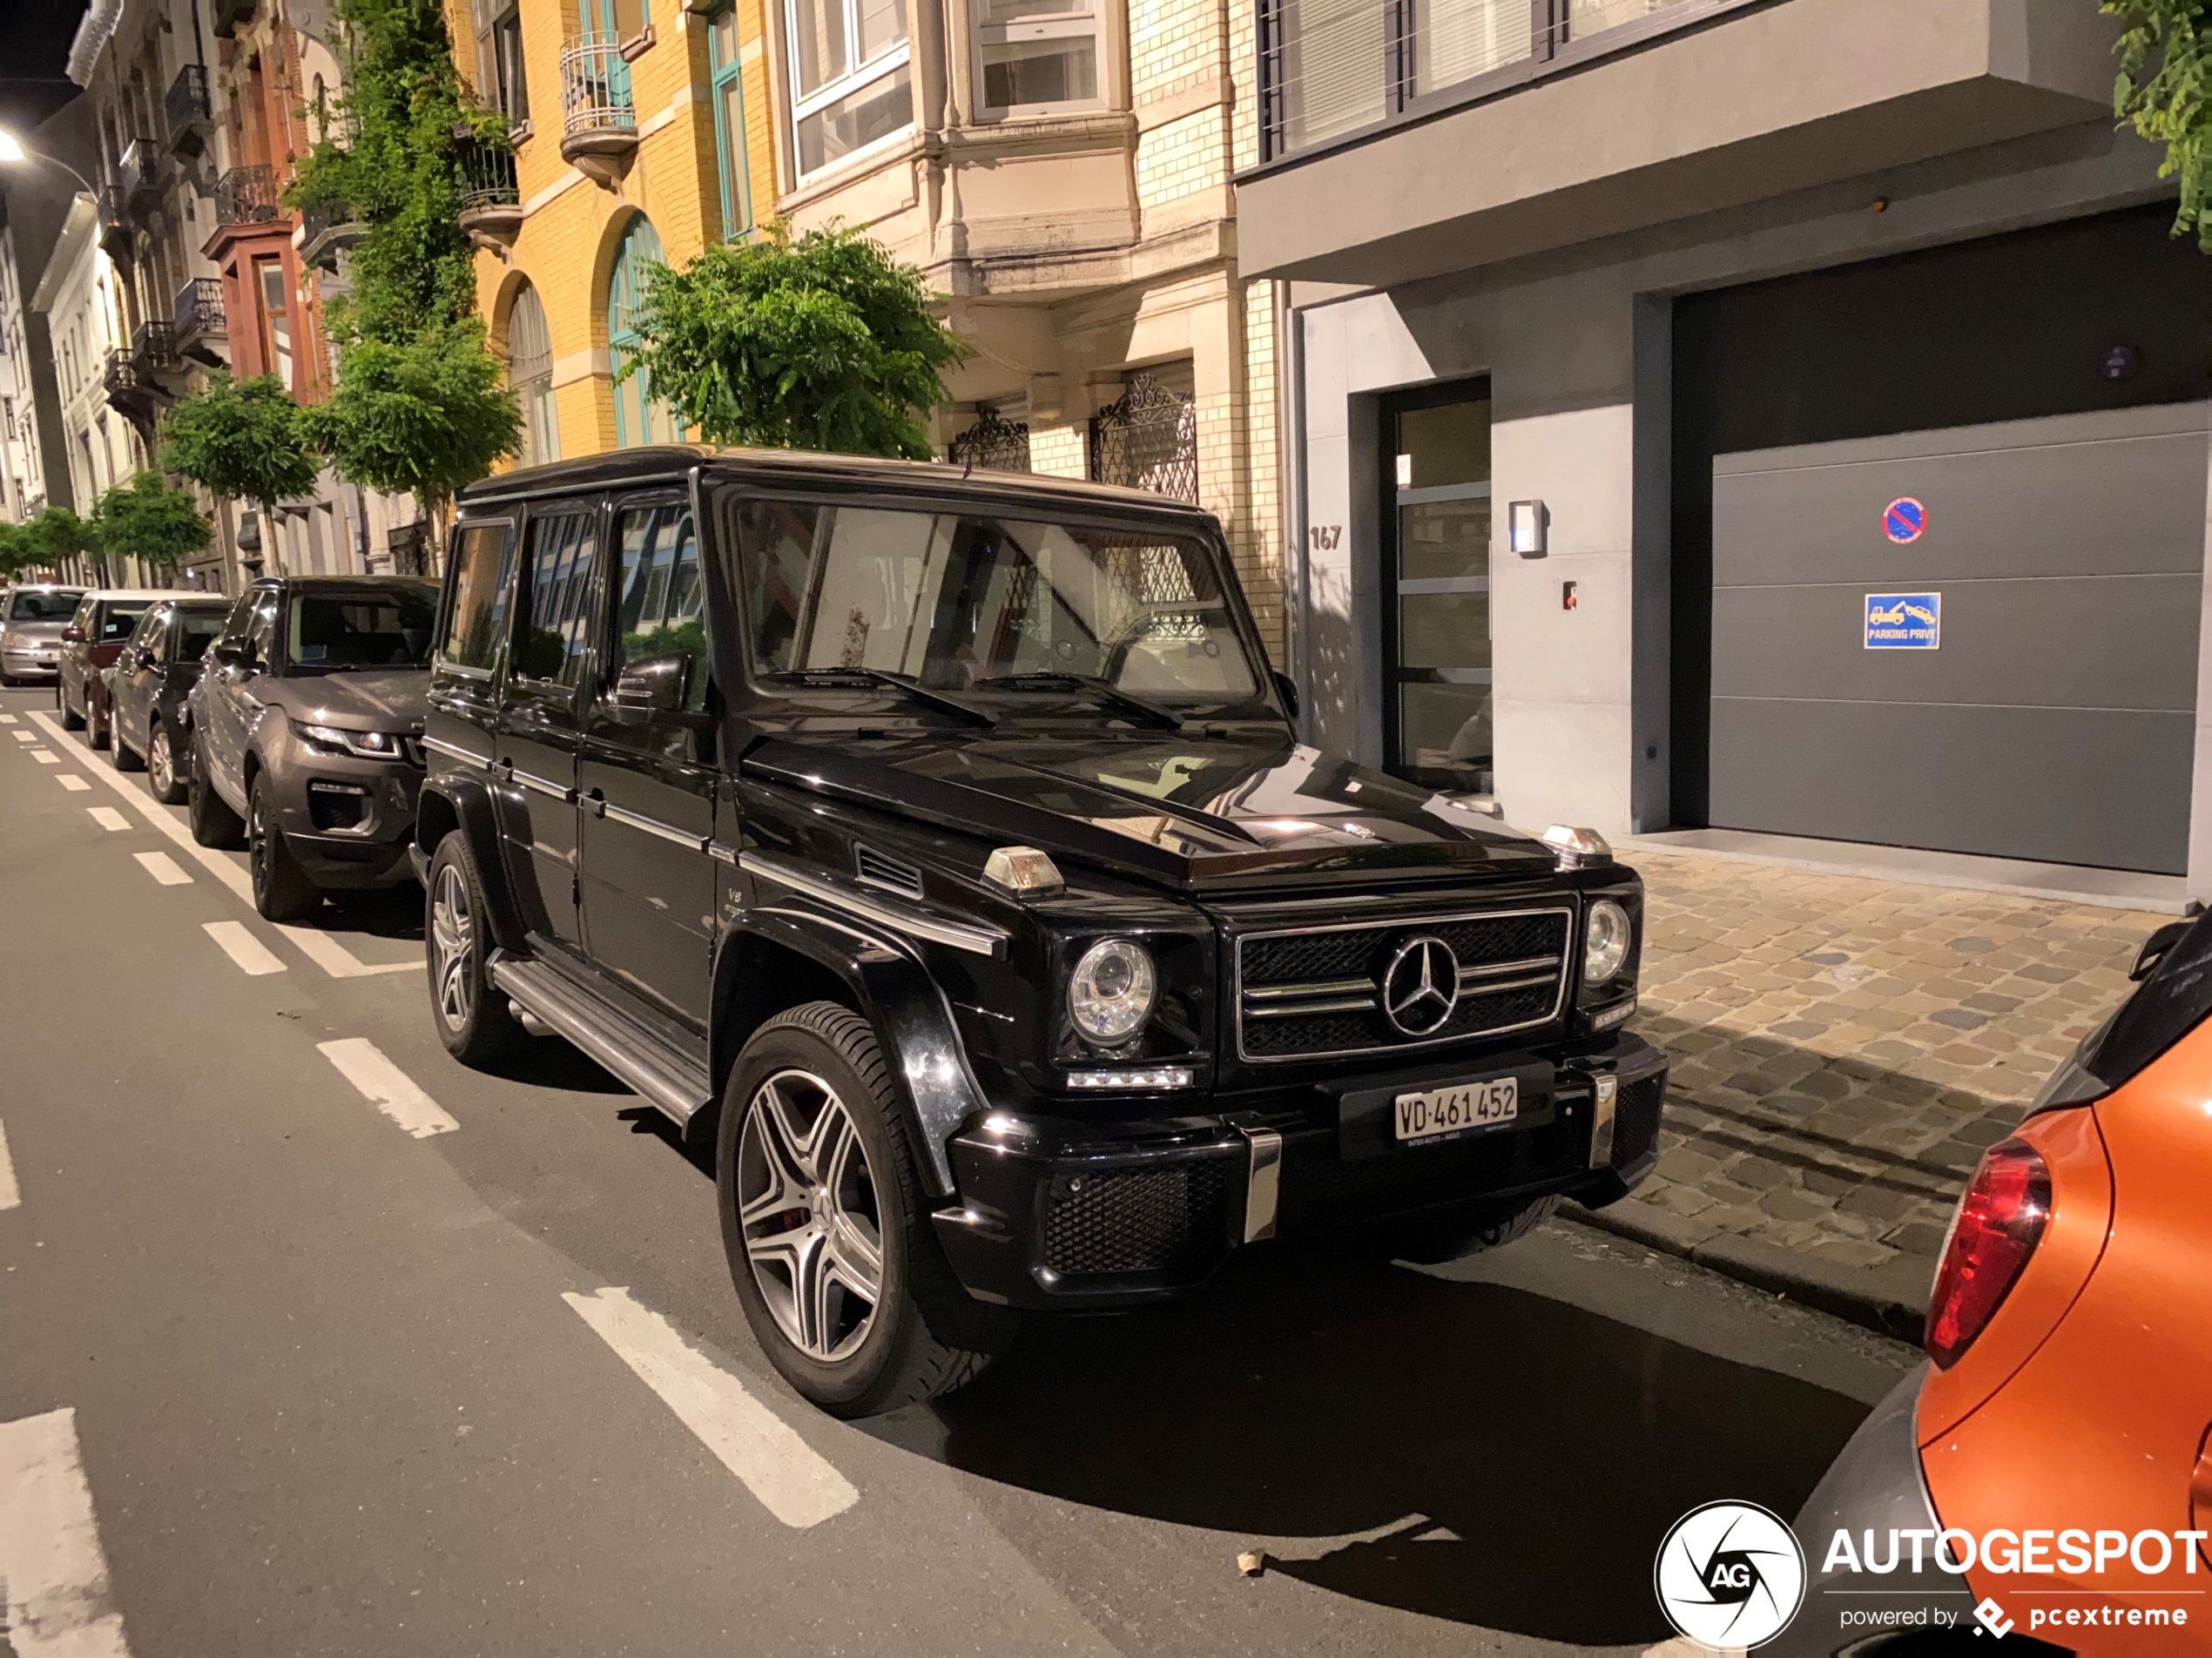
<box><xmin>1865</xmin><ymin>592</ymin><xmax>1940</xmax><ymax>650</ymax></box>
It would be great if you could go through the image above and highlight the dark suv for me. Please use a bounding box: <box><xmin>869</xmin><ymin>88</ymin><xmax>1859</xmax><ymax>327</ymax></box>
<box><xmin>418</xmin><ymin>448</ymin><xmax>1669</xmax><ymax>1418</ymax></box>
<box><xmin>186</xmin><ymin>575</ymin><xmax>438</xmax><ymax>919</ymax></box>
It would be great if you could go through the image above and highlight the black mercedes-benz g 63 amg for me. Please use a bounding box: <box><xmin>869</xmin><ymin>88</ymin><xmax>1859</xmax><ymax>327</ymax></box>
<box><xmin>416</xmin><ymin>447</ymin><xmax>1668</xmax><ymax>1417</ymax></box>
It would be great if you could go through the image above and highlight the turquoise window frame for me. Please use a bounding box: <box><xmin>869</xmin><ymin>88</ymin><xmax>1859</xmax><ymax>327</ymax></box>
<box><xmin>708</xmin><ymin>8</ymin><xmax>753</xmax><ymax>240</ymax></box>
<box><xmin>608</xmin><ymin>215</ymin><xmax>673</xmax><ymax>448</ymax></box>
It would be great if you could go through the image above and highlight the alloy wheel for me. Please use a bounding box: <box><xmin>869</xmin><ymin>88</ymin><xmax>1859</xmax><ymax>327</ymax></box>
<box><xmin>737</xmin><ymin>1070</ymin><xmax>884</xmax><ymax>1363</ymax></box>
<box><xmin>247</xmin><ymin>795</ymin><xmax>267</xmax><ymax>895</ymax></box>
<box><xmin>149</xmin><ymin>729</ymin><xmax>172</xmax><ymax>796</ymax></box>
<box><xmin>429</xmin><ymin>864</ymin><xmax>475</xmax><ymax>1033</ymax></box>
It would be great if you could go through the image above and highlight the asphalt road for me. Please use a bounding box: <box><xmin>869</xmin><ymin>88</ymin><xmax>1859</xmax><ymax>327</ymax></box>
<box><xmin>0</xmin><ymin>682</ymin><xmax>1919</xmax><ymax>1657</ymax></box>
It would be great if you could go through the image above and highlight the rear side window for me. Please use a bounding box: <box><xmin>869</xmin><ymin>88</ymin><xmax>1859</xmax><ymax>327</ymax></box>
<box><xmin>133</xmin><ymin>604</ymin><xmax>170</xmax><ymax>662</ymax></box>
<box><xmin>515</xmin><ymin>509</ymin><xmax>601</xmax><ymax>686</ymax></box>
<box><xmin>176</xmin><ymin>608</ymin><xmax>226</xmax><ymax>663</ymax></box>
<box><xmin>441</xmin><ymin>521</ymin><xmax>515</xmax><ymax>673</ymax></box>
<box><xmin>99</xmin><ymin>602</ymin><xmax>153</xmax><ymax>642</ymax></box>
<box><xmin>610</xmin><ymin>502</ymin><xmax>706</xmax><ymax>710</ymax></box>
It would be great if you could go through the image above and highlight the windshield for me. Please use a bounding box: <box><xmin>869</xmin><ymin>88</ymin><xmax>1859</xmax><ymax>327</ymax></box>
<box><xmin>286</xmin><ymin>590</ymin><xmax>436</xmax><ymax>671</ymax></box>
<box><xmin>98</xmin><ymin>603</ymin><xmax>154</xmax><ymax>642</ymax></box>
<box><xmin>178</xmin><ymin>609</ymin><xmax>227</xmax><ymax>662</ymax></box>
<box><xmin>8</xmin><ymin>590</ymin><xmax>84</xmax><ymax>623</ymax></box>
<box><xmin>731</xmin><ymin>499</ymin><xmax>1262</xmax><ymax>704</ymax></box>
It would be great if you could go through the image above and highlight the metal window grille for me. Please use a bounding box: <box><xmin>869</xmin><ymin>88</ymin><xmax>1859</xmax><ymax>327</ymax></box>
<box><xmin>1088</xmin><ymin>373</ymin><xmax>1197</xmax><ymax>503</ymax></box>
<box><xmin>948</xmin><ymin>408</ymin><xmax>1031</xmax><ymax>474</ymax></box>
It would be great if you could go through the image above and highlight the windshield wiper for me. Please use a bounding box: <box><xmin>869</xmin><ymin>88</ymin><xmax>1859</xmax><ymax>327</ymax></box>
<box><xmin>760</xmin><ymin>666</ymin><xmax>998</xmax><ymax>728</ymax></box>
<box><xmin>972</xmin><ymin>672</ymin><xmax>1186</xmax><ymax>730</ymax></box>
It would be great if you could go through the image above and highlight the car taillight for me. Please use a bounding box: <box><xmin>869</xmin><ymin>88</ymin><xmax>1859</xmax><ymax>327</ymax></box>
<box><xmin>1925</xmin><ymin>1138</ymin><xmax>2051</xmax><ymax>1370</ymax></box>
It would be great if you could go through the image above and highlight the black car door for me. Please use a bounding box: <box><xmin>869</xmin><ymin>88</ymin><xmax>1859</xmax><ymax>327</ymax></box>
<box><xmin>494</xmin><ymin>501</ymin><xmax>603</xmax><ymax>954</ymax></box>
<box><xmin>425</xmin><ymin>512</ymin><xmax>516</xmax><ymax>847</ymax></box>
<box><xmin>577</xmin><ymin>493</ymin><xmax>718</xmax><ymax>1026</ymax></box>
<box><xmin>112</xmin><ymin>603</ymin><xmax>169</xmax><ymax>751</ymax></box>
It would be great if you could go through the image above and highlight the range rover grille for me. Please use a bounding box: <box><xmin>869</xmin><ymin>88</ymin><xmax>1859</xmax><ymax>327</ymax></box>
<box><xmin>1236</xmin><ymin>907</ymin><xmax>1574</xmax><ymax>1062</ymax></box>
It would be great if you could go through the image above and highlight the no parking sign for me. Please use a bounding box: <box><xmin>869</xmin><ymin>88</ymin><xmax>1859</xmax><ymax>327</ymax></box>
<box><xmin>1883</xmin><ymin>497</ymin><xmax>1926</xmax><ymax>543</ymax></box>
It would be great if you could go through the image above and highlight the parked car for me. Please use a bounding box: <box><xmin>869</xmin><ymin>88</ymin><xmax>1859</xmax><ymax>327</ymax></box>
<box><xmin>416</xmin><ymin>447</ymin><xmax>1669</xmax><ymax>1418</ymax></box>
<box><xmin>1784</xmin><ymin>913</ymin><xmax>2212</xmax><ymax>1656</ymax></box>
<box><xmin>107</xmin><ymin>596</ymin><xmax>234</xmax><ymax>802</ymax></box>
<box><xmin>58</xmin><ymin>590</ymin><xmax>185</xmax><ymax>747</ymax></box>
<box><xmin>0</xmin><ymin>584</ymin><xmax>89</xmax><ymax>685</ymax></box>
<box><xmin>185</xmin><ymin>575</ymin><xmax>437</xmax><ymax>920</ymax></box>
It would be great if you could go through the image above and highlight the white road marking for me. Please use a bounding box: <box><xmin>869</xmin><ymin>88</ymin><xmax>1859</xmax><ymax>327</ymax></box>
<box><xmin>11</xmin><ymin>729</ymin><xmax>34</xmax><ymax>742</ymax></box>
<box><xmin>201</xmin><ymin>920</ymin><xmax>286</xmax><ymax>976</ymax></box>
<box><xmin>0</xmin><ymin>711</ymin><xmax>17</xmax><ymax>723</ymax></box>
<box><xmin>317</xmin><ymin>1038</ymin><xmax>457</xmax><ymax>1138</ymax></box>
<box><xmin>56</xmin><ymin>774</ymin><xmax>90</xmax><ymax>792</ymax></box>
<box><xmin>563</xmin><ymin>1286</ymin><xmax>859</xmax><ymax>1529</ymax></box>
<box><xmin>132</xmin><ymin>852</ymin><xmax>191</xmax><ymax>886</ymax></box>
<box><xmin>30</xmin><ymin>711</ymin><xmax>420</xmax><ymax>980</ymax></box>
<box><xmin>0</xmin><ymin>1407</ymin><xmax>133</xmax><ymax>1657</ymax></box>
<box><xmin>30</xmin><ymin>750</ymin><xmax>57</xmax><ymax>765</ymax></box>
<box><xmin>0</xmin><ymin>1120</ymin><xmax>17</xmax><ymax>1210</ymax></box>
<box><xmin>88</xmin><ymin>807</ymin><xmax>129</xmax><ymax>832</ymax></box>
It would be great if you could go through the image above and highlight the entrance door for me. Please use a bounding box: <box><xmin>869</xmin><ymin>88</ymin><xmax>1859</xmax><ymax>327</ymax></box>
<box><xmin>1384</xmin><ymin>386</ymin><xmax>1493</xmax><ymax>793</ymax></box>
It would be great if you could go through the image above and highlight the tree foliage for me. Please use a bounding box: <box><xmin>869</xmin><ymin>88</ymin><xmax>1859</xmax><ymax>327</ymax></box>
<box><xmin>2110</xmin><ymin>0</ymin><xmax>2212</xmax><ymax>246</ymax></box>
<box><xmin>624</xmin><ymin>224</ymin><xmax>968</xmax><ymax>461</ymax></box>
<box><xmin>300</xmin><ymin>319</ymin><xmax>522</xmax><ymax>511</ymax></box>
<box><xmin>94</xmin><ymin>472</ymin><xmax>213</xmax><ymax>572</ymax></box>
<box><xmin>0</xmin><ymin>521</ymin><xmax>37</xmax><ymax>578</ymax></box>
<box><xmin>159</xmin><ymin>374</ymin><xmax>321</xmax><ymax>514</ymax></box>
<box><xmin>24</xmin><ymin>508</ymin><xmax>99</xmax><ymax>569</ymax></box>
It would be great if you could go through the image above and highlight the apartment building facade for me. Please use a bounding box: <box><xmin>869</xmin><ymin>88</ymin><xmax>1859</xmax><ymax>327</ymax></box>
<box><xmin>458</xmin><ymin>0</ymin><xmax>1289</xmax><ymax>657</ymax></box>
<box><xmin>0</xmin><ymin>228</ymin><xmax>47</xmax><ymax>521</ymax></box>
<box><xmin>1238</xmin><ymin>0</ymin><xmax>2212</xmax><ymax>896</ymax></box>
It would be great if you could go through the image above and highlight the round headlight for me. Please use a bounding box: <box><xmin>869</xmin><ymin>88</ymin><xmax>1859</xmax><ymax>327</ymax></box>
<box><xmin>1068</xmin><ymin>938</ymin><xmax>1157</xmax><ymax>1045</ymax></box>
<box><xmin>1583</xmin><ymin>899</ymin><xmax>1632</xmax><ymax>987</ymax></box>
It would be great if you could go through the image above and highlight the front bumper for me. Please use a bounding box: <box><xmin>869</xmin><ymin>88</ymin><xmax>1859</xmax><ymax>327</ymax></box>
<box><xmin>268</xmin><ymin>736</ymin><xmax>424</xmax><ymax>888</ymax></box>
<box><xmin>3</xmin><ymin>648</ymin><xmax>60</xmax><ymax>679</ymax></box>
<box><xmin>933</xmin><ymin>1032</ymin><xmax>1668</xmax><ymax>1311</ymax></box>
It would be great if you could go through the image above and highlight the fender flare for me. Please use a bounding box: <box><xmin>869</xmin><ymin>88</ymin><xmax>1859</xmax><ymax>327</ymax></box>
<box><xmin>415</xmin><ymin>778</ymin><xmax>529</xmax><ymax>954</ymax></box>
<box><xmin>712</xmin><ymin>907</ymin><xmax>987</xmax><ymax>1199</ymax></box>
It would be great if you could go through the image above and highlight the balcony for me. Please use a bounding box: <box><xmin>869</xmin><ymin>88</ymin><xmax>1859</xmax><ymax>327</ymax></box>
<box><xmin>213</xmin><ymin>165</ymin><xmax>283</xmax><ymax>227</ymax></box>
<box><xmin>119</xmin><ymin>137</ymin><xmax>164</xmax><ymax>212</ymax></box>
<box><xmin>173</xmin><ymin>276</ymin><xmax>226</xmax><ymax>364</ymax></box>
<box><xmin>457</xmin><ymin>140</ymin><xmax>523</xmax><ymax>251</ymax></box>
<box><xmin>105</xmin><ymin>323</ymin><xmax>186</xmax><ymax>429</ymax></box>
<box><xmin>165</xmin><ymin>66</ymin><xmax>213</xmax><ymax>158</ymax></box>
<box><xmin>298</xmin><ymin>203</ymin><xmax>365</xmax><ymax>272</ymax></box>
<box><xmin>211</xmin><ymin>0</ymin><xmax>256</xmax><ymax>39</ymax></box>
<box><xmin>1238</xmin><ymin>0</ymin><xmax>2123</xmax><ymax>287</ymax></box>
<box><xmin>559</xmin><ymin>34</ymin><xmax>637</xmax><ymax>185</ymax></box>
<box><xmin>96</xmin><ymin>185</ymin><xmax>132</xmax><ymax>258</ymax></box>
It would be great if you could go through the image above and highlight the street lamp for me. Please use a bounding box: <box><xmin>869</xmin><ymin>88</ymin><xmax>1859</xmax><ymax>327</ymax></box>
<box><xmin>0</xmin><ymin>128</ymin><xmax>98</xmax><ymax>199</ymax></box>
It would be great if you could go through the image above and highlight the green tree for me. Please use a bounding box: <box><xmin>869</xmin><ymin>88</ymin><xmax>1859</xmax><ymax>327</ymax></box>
<box><xmin>94</xmin><ymin>472</ymin><xmax>213</xmax><ymax>581</ymax></box>
<box><xmin>160</xmin><ymin>374</ymin><xmax>321</xmax><ymax>565</ymax></box>
<box><xmin>21</xmin><ymin>507</ymin><xmax>100</xmax><ymax>582</ymax></box>
<box><xmin>0</xmin><ymin>521</ymin><xmax>32</xmax><ymax>580</ymax></box>
<box><xmin>624</xmin><ymin>223</ymin><xmax>968</xmax><ymax>461</ymax></box>
<box><xmin>2111</xmin><ymin>0</ymin><xmax>2212</xmax><ymax>246</ymax></box>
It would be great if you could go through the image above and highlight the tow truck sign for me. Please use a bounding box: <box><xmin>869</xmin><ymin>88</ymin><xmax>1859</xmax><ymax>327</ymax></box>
<box><xmin>1865</xmin><ymin>592</ymin><xmax>1940</xmax><ymax>650</ymax></box>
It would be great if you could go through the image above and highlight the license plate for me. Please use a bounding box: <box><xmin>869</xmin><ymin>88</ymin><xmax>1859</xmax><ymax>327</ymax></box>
<box><xmin>1394</xmin><ymin>1075</ymin><xmax>1519</xmax><ymax>1146</ymax></box>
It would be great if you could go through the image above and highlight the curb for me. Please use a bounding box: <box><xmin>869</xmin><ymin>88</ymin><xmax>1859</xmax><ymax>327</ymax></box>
<box><xmin>1561</xmin><ymin>1198</ymin><xmax>1932</xmax><ymax>1345</ymax></box>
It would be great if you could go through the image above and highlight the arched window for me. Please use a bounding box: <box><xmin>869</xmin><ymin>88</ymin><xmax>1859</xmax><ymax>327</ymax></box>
<box><xmin>507</xmin><ymin>280</ymin><xmax>558</xmax><ymax>465</ymax></box>
<box><xmin>606</xmin><ymin>216</ymin><xmax>677</xmax><ymax>448</ymax></box>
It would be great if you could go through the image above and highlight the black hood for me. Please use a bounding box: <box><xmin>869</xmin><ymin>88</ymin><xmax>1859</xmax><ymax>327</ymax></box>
<box><xmin>740</xmin><ymin>731</ymin><xmax>1556</xmax><ymax>893</ymax></box>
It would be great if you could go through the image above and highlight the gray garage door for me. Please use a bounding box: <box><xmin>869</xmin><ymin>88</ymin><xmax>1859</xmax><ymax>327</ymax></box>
<box><xmin>1710</xmin><ymin>403</ymin><xmax>2209</xmax><ymax>874</ymax></box>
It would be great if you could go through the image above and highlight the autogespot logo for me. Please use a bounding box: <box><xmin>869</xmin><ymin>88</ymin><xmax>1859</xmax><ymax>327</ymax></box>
<box><xmin>1655</xmin><ymin>1500</ymin><xmax>1809</xmax><ymax>1651</ymax></box>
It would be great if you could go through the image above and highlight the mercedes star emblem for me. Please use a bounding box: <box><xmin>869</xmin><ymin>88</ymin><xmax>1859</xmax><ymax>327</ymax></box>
<box><xmin>1382</xmin><ymin>935</ymin><xmax>1460</xmax><ymax>1037</ymax></box>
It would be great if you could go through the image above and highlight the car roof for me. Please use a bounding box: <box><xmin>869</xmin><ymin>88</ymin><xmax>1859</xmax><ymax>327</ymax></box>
<box><xmin>454</xmin><ymin>443</ymin><xmax>1218</xmax><ymax>523</ymax></box>
<box><xmin>254</xmin><ymin>574</ymin><xmax>437</xmax><ymax>588</ymax></box>
<box><xmin>84</xmin><ymin>589</ymin><xmax>205</xmax><ymax>602</ymax></box>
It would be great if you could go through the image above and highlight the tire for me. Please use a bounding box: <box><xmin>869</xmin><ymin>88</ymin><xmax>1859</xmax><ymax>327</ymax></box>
<box><xmin>187</xmin><ymin>734</ymin><xmax>244</xmax><ymax>849</ymax></box>
<box><xmin>425</xmin><ymin>832</ymin><xmax>523</xmax><ymax>1067</ymax></box>
<box><xmin>718</xmin><ymin>1001</ymin><xmax>1019</xmax><ymax>1418</ymax></box>
<box><xmin>110</xmin><ymin>704</ymin><xmax>142</xmax><ymax>772</ymax></box>
<box><xmin>1387</xmin><ymin>1193</ymin><xmax>1564</xmax><ymax>1266</ymax></box>
<box><xmin>247</xmin><ymin>771</ymin><xmax>320</xmax><ymax>921</ymax></box>
<box><xmin>60</xmin><ymin>683</ymin><xmax>84</xmax><ymax>730</ymax></box>
<box><xmin>145</xmin><ymin>719</ymin><xmax>184</xmax><ymax>803</ymax></box>
<box><xmin>86</xmin><ymin>690</ymin><xmax>111</xmax><ymax>751</ymax></box>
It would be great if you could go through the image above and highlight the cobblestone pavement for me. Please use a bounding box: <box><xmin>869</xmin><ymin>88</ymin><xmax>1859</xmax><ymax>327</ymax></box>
<box><xmin>1585</xmin><ymin>851</ymin><xmax>2168</xmax><ymax>1324</ymax></box>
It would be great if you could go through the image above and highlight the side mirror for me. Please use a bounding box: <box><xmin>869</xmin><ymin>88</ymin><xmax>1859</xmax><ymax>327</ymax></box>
<box><xmin>209</xmin><ymin>638</ymin><xmax>246</xmax><ymax>669</ymax></box>
<box><xmin>60</xmin><ymin>624</ymin><xmax>85</xmax><ymax>644</ymax></box>
<box><xmin>611</xmin><ymin>652</ymin><xmax>691</xmax><ymax>718</ymax></box>
<box><xmin>2132</xmin><ymin>919</ymin><xmax>2195</xmax><ymax>982</ymax></box>
<box><xmin>1271</xmin><ymin>669</ymin><xmax>1300</xmax><ymax>721</ymax></box>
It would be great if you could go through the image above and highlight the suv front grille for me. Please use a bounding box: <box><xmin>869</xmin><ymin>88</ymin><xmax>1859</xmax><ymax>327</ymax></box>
<box><xmin>1236</xmin><ymin>907</ymin><xmax>1574</xmax><ymax>1062</ymax></box>
<box><xmin>1041</xmin><ymin>1161</ymin><xmax>1230</xmax><ymax>1277</ymax></box>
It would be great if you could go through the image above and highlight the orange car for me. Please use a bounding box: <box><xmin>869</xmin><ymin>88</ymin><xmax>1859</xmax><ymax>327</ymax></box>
<box><xmin>1780</xmin><ymin>915</ymin><xmax>2212</xmax><ymax>1655</ymax></box>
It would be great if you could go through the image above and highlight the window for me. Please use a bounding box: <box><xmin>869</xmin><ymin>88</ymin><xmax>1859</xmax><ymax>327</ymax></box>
<box><xmin>515</xmin><ymin>509</ymin><xmax>602</xmax><ymax>684</ymax></box>
<box><xmin>708</xmin><ymin>10</ymin><xmax>752</xmax><ymax>239</ymax></box>
<box><xmin>177</xmin><ymin>607</ymin><xmax>226</xmax><ymax>662</ymax></box>
<box><xmin>1385</xmin><ymin>386</ymin><xmax>1493</xmax><ymax>792</ymax></box>
<box><xmin>786</xmin><ymin>0</ymin><xmax>911</xmax><ymax>177</ymax></box>
<box><xmin>974</xmin><ymin>0</ymin><xmax>1097</xmax><ymax>112</ymax></box>
<box><xmin>245</xmin><ymin>589</ymin><xmax>280</xmax><ymax>666</ymax></box>
<box><xmin>98</xmin><ymin>602</ymin><xmax>153</xmax><ymax>642</ymax></box>
<box><xmin>137</xmin><ymin>604</ymin><xmax>172</xmax><ymax>664</ymax></box>
<box><xmin>256</xmin><ymin>257</ymin><xmax>293</xmax><ymax>391</ymax></box>
<box><xmin>288</xmin><ymin>590</ymin><xmax>437</xmax><ymax>669</ymax></box>
<box><xmin>606</xmin><ymin>219</ymin><xmax>678</xmax><ymax>448</ymax></box>
<box><xmin>441</xmin><ymin>521</ymin><xmax>516</xmax><ymax>672</ymax></box>
<box><xmin>507</xmin><ymin>284</ymin><xmax>559</xmax><ymax>464</ymax></box>
<box><xmin>472</xmin><ymin>0</ymin><xmax>529</xmax><ymax>124</ymax></box>
<box><xmin>610</xmin><ymin>502</ymin><xmax>706</xmax><ymax>708</ymax></box>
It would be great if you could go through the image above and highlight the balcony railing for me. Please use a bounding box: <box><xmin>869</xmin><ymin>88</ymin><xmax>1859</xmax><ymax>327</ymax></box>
<box><xmin>130</xmin><ymin>320</ymin><xmax>181</xmax><ymax>375</ymax></box>
<box><xmin>560</xmin><ymin>33</ymin><xmax>637</xmax><ymax>145</ymax></box>
<box><xmin>213</xmin><ymin>165</ymin><xmax>282</xmax><ymax>226</ymax></box>
<box><xmin>96</xmin><ymin>185</ymin><xmax>132</xmax><ymax>255</ymax></box>
<box><xmin>1258</xmin><ymin>0</ymin><xmax>1693</xmax><ymax>160</ymax></box>
<box><xmin>459</xmin><ymin>140</ymin><xmax>520</xmax><ymax>214</ymax></box>
<box><xmin>174</xmin><ymin>276</ymin><xmax>225</xmax><ymax>343</ymax></box>
<box><xmin>298</xmin><ymin>202</ymin><xmax>364</xmax><ymax>271</ymax></box>
<box><xmin>165</xmin><ymin>65</ymin><xmax>212</xmax><ymax>157</ymax></box>
<box><xmin>120</xmin><ymin>137</ymin><xmax>164</xmax><ymax>210</ymax></box>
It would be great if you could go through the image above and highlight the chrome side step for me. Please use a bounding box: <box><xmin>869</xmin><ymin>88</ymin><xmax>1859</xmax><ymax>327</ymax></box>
<box><xmin>489</xmin><ymin>954</ymin><xmax>713</xmax><ymax>1128</ymax></box>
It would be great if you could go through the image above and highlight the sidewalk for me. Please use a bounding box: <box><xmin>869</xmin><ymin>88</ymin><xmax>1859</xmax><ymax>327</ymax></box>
<box><xmin>1569</xmin><ymin>850</ymin><xmax>2163</xmax><ymax>1338</ymax></box>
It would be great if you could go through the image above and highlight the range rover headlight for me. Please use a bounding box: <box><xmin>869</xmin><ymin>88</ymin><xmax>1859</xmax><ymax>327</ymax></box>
<box><xmin>1069</xmin><ymin>938</ymin><xmax>1157</xmax><ymax>1045</ymax></box>
<box><xmin>1583</xmin><ymin>899</ymin><xmax>1632</xmax><ymax>987</ymax></box>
